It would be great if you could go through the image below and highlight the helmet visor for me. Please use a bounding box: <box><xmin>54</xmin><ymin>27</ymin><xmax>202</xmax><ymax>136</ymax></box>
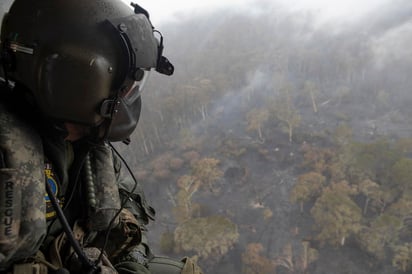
<box><xmin>118</xmin><ymin>69</ymin><xmax>150</xmax><ymax>103</ymax></box>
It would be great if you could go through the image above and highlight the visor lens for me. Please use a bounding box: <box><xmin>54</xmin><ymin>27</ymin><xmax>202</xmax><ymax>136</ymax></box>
<box><xmin>119</xmin><ymin>70</ymin><xmax>150</xmax><ymax>103</ymax></box>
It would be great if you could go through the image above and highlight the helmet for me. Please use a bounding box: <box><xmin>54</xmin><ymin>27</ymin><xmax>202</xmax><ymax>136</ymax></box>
<box><xmin>0</xmin><ymin>0</ymin><xmax>173</xmax><ymax>141</ymax></box>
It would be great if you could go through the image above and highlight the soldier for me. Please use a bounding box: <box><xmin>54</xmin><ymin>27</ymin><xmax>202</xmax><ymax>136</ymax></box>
<box><xmin>0</xmin><ymin>0</ymin><xmax>202</xmax><ymax>273</ymax></box>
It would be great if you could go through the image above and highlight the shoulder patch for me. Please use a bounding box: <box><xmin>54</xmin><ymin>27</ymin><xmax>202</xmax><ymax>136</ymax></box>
<box><xmin>44</xmin><ymin>162</ymin><xmax>64</xmax><ymax>221</ymax></box>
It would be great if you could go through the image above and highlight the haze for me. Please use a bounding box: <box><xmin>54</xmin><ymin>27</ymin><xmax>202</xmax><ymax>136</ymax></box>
<box><xmin>128</xmin><ymin>0</ymin><xmax>394</xmax><ymax>26</ymax></box>
<box><xmin>1</xmin><ymin>0</ymin><xmax>412</xmax><ymax>273</ymax></box>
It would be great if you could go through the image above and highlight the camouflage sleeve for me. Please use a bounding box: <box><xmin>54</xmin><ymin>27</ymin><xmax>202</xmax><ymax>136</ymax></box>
<box><xmin>111</xmin><ymin>152</ymin><xmax>155</xmax><ymax>271</ymax></box>
<box><xmin>0</xmin><ymin>103</ymin><xmax>47</xmax><ymax>270</ymax></box>
<box><xmin>113</xmin><ymin>153</ymin><xmax>155</xmax><ymax>226</ymax></box>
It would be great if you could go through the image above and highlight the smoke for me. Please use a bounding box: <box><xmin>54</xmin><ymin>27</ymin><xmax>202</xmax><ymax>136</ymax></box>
<box><xmin>371</xmin><ymin>20</ymin><xmax>412</xmax><ymax>68</ymax></box>
<box><xmin>133</xmin><ymin>0</ymin><xmax>398</xmax><ymax>28</ymax></box>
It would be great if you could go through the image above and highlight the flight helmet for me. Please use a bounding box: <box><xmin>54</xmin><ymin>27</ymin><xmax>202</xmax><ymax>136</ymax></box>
<box><xmin>0</xmin><ymin>0</ymin><xmax>173</xmax><ymax>141</ymax></box>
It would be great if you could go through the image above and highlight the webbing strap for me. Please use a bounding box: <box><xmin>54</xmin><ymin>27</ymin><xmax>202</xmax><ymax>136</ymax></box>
<box><xmin>13</xmin><ymin>262</ymin><xmax>47</xmax><ymax>274</ymax></box>
<box><xmin>13</xmin><ymin>251</ymin><xmax>60</xmax><ymax>274</ymax></box>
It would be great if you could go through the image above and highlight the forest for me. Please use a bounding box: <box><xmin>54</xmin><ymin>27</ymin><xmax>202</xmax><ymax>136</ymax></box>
<box><xmin>117</xmin><ymin>2</ymin><xmax>412</xmax><ymax>273</ymax></box>
<box><xmin>1</xmin><ymin>0</ymin><xmax>412</xmax><ymax>273</ymax></box>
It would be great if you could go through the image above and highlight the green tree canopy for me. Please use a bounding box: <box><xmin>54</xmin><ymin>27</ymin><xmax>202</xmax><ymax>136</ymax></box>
<box><xmin>191</xmin><ymin>157</ymin><xmax>223</xmax><ymax>191</ymax></box>
<box><xmin>290</xmin><ymin>171</ymin><xmax>326</xmax><ymax>212</ymax></box>
<box><xmin>391</xmin><ymin>158</ymin><xmax>412</xmax><ymax>194</ymax></box>
<box><xmin>310</xmin><ymin>181</ymin><xmax>362</xmax><ymax>247</ymax></box>
<box><xmin>174</xmin><ymin>216</ymin><xmax>239</xmax><ymax>262</ymax></box>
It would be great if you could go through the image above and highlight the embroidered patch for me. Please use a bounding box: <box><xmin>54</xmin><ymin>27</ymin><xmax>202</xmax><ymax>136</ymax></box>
<box><xmin>44</xmin><ymin>162</ymin><xmax>63</xmax><ymax>221</ymax></box>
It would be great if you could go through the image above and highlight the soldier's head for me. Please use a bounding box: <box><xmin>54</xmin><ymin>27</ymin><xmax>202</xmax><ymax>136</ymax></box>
<box><xmin>0</xmin><ymin>0</ymin><xmax>173</xmax><ymax>142</ymax></box>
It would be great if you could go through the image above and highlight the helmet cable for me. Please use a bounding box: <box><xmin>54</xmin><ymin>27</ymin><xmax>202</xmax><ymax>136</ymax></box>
<box><xmin>45</xmin><ymin>179</ymin><xmax>100</xmax><ymax>273</ymax></box>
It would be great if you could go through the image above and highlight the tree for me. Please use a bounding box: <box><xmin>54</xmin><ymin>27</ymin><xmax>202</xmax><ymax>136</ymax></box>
<box><xmin>290</xmin><ymin>172</ymin><xmax>326</xmax><ymax>212</ymax></box>
<box><xmin>191</xmin><ymin>157</ymin><xmax>223</xmax><ymax>191</ymax></box>
<box><xmin>273</xmin><ymin>242</ymin><xmax>319</xmax><ymax>274</ymax></box>
<box><xmin>172</xmin><ymin>175</ymin><xmax>201</xmax><ymax>223</ymax></box>
<box><xmin>241</xmin><ymin>243</ymin><xmax>276</xmax><ymax>274</ymax></box>
<box><xmin>345</xmin><ymin>140</ymin><xmax>401</xmax><ymax>182</ymax></box>
<box><xmin>303</xmin><ymin>80</ymin><xmax>319</xmax><ymax>113</ymax></box>
<box><xmin>174</xmin><ymin>216</ymin><xmax>239</xmax><ymax>263</ymax></box>
<box><xmin>391</xmin><ymin>158</ymin><xmax>412</xmax><ymax>193</ymax></box>
<box><xmin>365</xmin><ymin>187</ymin><xmax>398</xmax><ymax>215</ymax></box>
<box><xmin>386</xmin><ymin>196</ymin><xmax>412</xmax><ymax>230</ymax></box>
<box><xmin>150</xmin><ymin>153</ymin><xmax>174</xmax><ymax>181</ymax></box>
<box><xmin>392</xmin><ymin>243</ymin><xmax>412</xmax><ymax>272</ymax></box>
<box><xmin>135</xmin><ymin>127</ymin><xmax>153</xmax><ymax>155</ymax></box>
<box><xmin>299</xmin><ymin>241</ymin><xmax>319</xmax><ymax>273</ymax></box>
<box><xmin>357</xmin><ymin>213</ymin><xmax>403</xmax><ymax>260</ymax></box>
<box><xmin>246</xmin><ymin>108</ymin><xmax>270</xmax><ymax>142</ymax></box>
<box><xmin>274</xmin><ymin>243</ymin><xmax>294</xmax><ymax>272</ymax></box>
<box><xmin>270</xmin><ymin>83</ymin><xmax>301</xmax><ymax>143</ymax></box>
<box><xmin>162</xmin><ymin>95</ymin><xmax>185</xmax><ymax>128</ymax></box>
<box><xmin>300</xmin><ymin>143</ymin><xmax>334</xmax><ymax>174</ymax></box>
<box><xmin>195</xmin><ymin>78</ymin><xmax>215</xmax><ymax>120</ymax></box>
<box><xmin>358</xmin><ymin>179</ymin><xmax>382</xmax><ymax>215</ymax></box>
<box><xmin>310</xmin><ymin>181</ymin><xmax>362</xmax><ymax>247</ymax></box>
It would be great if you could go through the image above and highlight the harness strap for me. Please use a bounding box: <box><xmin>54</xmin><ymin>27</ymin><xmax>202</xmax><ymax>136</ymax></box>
<box><xmin>48</xmin><ymin>231</ymin><xmax>66</xmax><ymax>269</ymax></box>
<box><xmin>12</xmin><ymin>251</ymin><xmax>50</xmax><ymax>274</ymax></box>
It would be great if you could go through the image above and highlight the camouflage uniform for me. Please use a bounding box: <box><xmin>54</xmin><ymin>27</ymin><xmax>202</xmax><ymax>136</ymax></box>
<box><xmin>0</xmin><ymin>86</ymin><xmax>203</xmax><ymax>274</ymax></box>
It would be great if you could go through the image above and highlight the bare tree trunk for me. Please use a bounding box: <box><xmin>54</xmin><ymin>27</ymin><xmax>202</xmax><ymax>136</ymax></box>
<box><xmin>363</xmin><ymin>197</ymin><xmax>370</xmax><ymax>215</ymax></box>
<box><xmin>153</xmin><ymin>124</ymin><xmax>161</xmax><ymax>144</ymax></box>
<box><xmin>142</xmin><ymin>138</ymin><xmax>149</xmax><ymax>155</ymax></box>
<box><xmin>288</xmin><ymin>122</ymin><xmax>293</xmax><ymax>143</ymax></box>
<box><xmin>310</xmin><ymin>91</ymin><xmax>318</xmax><ymax>113</ymax></box>
<box><xmin>199</xmin><ymin>105</ymin><xmax>207</xmax><ymax>120</ymax></box>
<box><xmin>157</xmin><ymin>110</ymin><xmax>164</xmax><ymax>123</ymax></box>
<box><xmin>149</xmin><ymin>139</ymin><xmax>154</xmax><ymax>153</ymax></box>
<box><xmin>258</xmin><ymin>126</ymin><xmax>263</xmax><ymax>141</ymax></box>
